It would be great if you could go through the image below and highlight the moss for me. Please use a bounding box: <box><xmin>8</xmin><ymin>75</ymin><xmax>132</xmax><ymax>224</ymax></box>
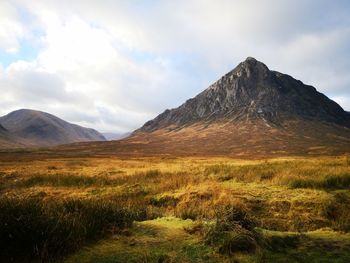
<box><xmin>65</xmin><ymin>217</ymin><xmax>222</xmax><ymax>263</ymax></box>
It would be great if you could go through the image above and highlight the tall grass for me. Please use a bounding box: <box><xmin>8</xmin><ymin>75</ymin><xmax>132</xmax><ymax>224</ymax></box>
<box><xmin>16</xmin><ymin>174</ymin><xmax>114</xmax><ymax>187</ymax></box>
<box><xmin>0</xmin><ymin>196</ymin><xmax>146</xmax><ymax>262</ymax></box>
<box><xmin>204</xmin><ymin>163</ymin><xmax>278</xmax><ymax>181</ymax></box>
<box><xmin>13</xmin><ymin>169</ymin><xmax>198</xmax><ymax>193</ymax></box>
<box><xmin>204</xmin><ymin>206</ymin><xmax>261</xmax><ymax>254</ymax></box>
<box><xmin>205</xmin><ymin>160</ymin><xmax>350</xmax><ymax>191</ymax></box>
<box><xmin>322</xmin><ymin>192</ymin><xmax>350</xmax><ymax>232</ymax></box>
<box><xmin>289</xmin><ymin>174</ymin><xmax>350</xmax><ymax>190</ymax></box>
<box><xmin>14</xmin><ymin>170</ymin><xmax>164</xmax><ymax>188</ymax></box>
<box><xmin>1</xmin><ymin>156</ymin><xmax>350</xmax><ymax>261</ymax></box>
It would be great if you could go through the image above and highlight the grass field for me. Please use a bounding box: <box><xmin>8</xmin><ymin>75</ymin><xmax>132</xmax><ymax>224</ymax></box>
<box><xmin>1</xmin><ymin>155</ymin><xmax>350</xmax><ymax>262</ymax></box>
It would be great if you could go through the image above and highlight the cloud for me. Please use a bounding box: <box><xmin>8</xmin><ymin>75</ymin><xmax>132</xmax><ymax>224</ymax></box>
<box><xmin>0</xmin><ymin>0</ymin><xmax>349</xmax><ymax>132</ymax></box>
<box><xmin>3</xmin><ymin>60</ymin><xmax>68</xmax><ymax>101</ymax></box>
<box><xmin>0</xmin><ymin>1</ymin><xmax>25</xmax><ymax>53</ymax></box>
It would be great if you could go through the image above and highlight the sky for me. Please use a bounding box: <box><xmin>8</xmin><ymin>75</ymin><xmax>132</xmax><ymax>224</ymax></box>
<box><xmin>0</xmin><ymin>0</ymin><xmax>349</xmax><ymax>133</ymax></box>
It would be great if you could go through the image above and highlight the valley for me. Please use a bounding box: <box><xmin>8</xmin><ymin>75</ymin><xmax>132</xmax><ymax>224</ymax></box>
<box><xmin>1</xmin><ymin>1</ymin><xmax>350</xmax><ymax>262</ymax></box>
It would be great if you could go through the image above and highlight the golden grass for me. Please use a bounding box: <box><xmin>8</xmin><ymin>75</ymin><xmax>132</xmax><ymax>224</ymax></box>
<box><xmin>0</xmin><ymin>155</ymin><xmax>350</xmax><ymax>261</ymax></box>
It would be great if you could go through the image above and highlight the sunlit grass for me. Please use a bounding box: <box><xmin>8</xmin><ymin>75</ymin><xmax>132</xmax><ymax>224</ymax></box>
<box><xmin>0</xmin><ymin>155</ymin><xmax>350</xmax><ymax>262</ymax></box>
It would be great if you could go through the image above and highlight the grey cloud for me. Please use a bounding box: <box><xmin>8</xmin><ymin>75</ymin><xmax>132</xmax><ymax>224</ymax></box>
<box><xmin>3</xmin><ymin>63</ymin><xmax>69</xmax><ymax>103</ymax></box>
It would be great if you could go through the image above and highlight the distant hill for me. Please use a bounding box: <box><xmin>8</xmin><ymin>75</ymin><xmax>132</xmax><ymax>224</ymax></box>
<box><xmin>102</xmin><ymin>132</ymin><xmax>130</xmax><ymax>141</ymax></box>
<box><xmin>0</xmin><ymin>109</ymin><xmax>106</xmax><ymax>147</ymax></box>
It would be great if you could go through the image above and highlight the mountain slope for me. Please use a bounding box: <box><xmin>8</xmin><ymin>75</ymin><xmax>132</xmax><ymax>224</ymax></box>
<box><xmin>0</xmin><ymin>124</ymin><xmax>7</xmax><ymax>134</ymax></box>
<box><xmin>125</xmin><ymin>57</ymin><xmax>349</xmax><ymax>156</ymax></box>
<box><xmin>139</xmin><ymin>57</ymin><xmax>349</xmax><ymax>132</ymax></box>
<box><xmin>0</xmin><ymin>124</ymin><xmax>21</xmax><ymax>148</ymax></box>
<box><xmin>0</xmin><ymin>109</ymin><xmax>106</xmax><ymax>147</ymax></box>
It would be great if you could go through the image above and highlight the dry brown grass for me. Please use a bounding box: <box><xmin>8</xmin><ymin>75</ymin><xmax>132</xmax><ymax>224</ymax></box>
<box><xmin>0</xmin><ymin>155</ymin><xmax>349</xmax><ymax>261</ymax></box>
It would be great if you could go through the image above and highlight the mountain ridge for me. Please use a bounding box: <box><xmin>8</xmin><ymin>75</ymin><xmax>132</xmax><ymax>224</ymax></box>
<box><xmin>138</xmin><ymin>57</ymin><xmax>349</xmax><ymax>133</ymax></box>
<box><xmin>0</xmin><ymin>109</ymin><xmax>106</xmax><ymax>147</ymax></box>
<box><xmin>108</xmin><ymin>57</ymin><xmax>350</xmax><ymax>157</ymax></box>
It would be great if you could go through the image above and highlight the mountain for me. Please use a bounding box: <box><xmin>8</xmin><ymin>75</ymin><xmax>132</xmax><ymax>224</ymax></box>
<box><xmin>102</xmin><ymin>132</ymin><xmax>130</xmax><ymax>141</ymax></box>
<box><xmin>139</xmin><ymin>57</ymin><xmax>349</xmax><ymax>132</ymax></box>
<box><xmin>0</xmin><ymin>109</ymin><xmax>106</xmax><ymax>147</ymax></box>
<box><xmin>125</xmin><ymin>57</ymin><xmax>349</xmax><ymax>156</ymax></box>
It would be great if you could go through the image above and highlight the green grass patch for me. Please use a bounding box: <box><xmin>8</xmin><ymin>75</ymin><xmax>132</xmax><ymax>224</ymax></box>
<box><xmin>65</xmin><ymin>217</ymin><xmax>222</xmax><ymax>263</ymax></box>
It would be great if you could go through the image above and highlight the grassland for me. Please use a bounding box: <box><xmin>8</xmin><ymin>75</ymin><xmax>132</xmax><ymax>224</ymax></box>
<box><xmin>0</xmin><ymin>155</ymin><xmax>350</xmax><ymax>262</ymax></box>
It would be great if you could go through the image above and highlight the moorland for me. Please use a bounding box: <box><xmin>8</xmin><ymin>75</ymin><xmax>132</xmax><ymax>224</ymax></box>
<box><xmin>1</xmin><ymin>153</ymin><xmax>350</xmax><ymax>262</ymax></box>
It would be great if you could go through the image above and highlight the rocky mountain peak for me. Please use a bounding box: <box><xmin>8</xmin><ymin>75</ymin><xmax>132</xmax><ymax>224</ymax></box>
<box><xmin>138</xmin><ymin>57</ymin><xmax>350</xmax><ymax>132</ymax></box>
<box><xmin>238</xmin><ymin>56</ymin><xmax>269</xmax><ymax>74</ymax></box>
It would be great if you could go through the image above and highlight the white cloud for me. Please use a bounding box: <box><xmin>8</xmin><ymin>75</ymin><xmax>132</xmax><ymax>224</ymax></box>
<box><xmin>0</xmin><ymin>1</ymin><xmax>24</xmax><ymax>53</ymax></box>
<box><xmin>0</xmin><ymin>0</ymin><xmax>349</xmax><ymax>133</ymax></box>
<box><xmin>4</xmin><ymin>60</ymin><xmax>67</xmax><ymax>101</ymax></box>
